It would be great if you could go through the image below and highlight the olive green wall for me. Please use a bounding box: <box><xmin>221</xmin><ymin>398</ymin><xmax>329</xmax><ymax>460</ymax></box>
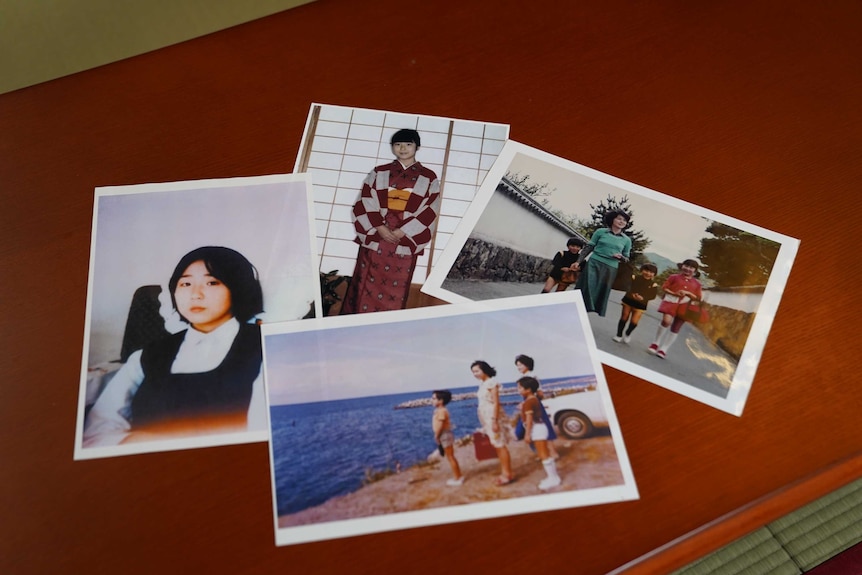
<box><xmin>0</xmin><ymin>0</ymin><xmax>314</xmax><ymax>94</ymax></box>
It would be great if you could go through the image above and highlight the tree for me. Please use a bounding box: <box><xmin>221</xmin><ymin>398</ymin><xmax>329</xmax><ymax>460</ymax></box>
<box><xmin>581</xmin><ymin>195</ymin><xmax>651</xmax><ymax>262</ymax></box>
<box><xmin>505</xmin><ymin>171</ymin><xmax>554</xmax><ymax>199</ymax></box>
<box><xmin>504</xmin><ymin>171</ymin><xmax>588</xmax><ymax>232</ymax></box>
<box><xmin>698</xmin><ymin>222</ymin><xmax>780</xmax><ymax>287</ymax></box>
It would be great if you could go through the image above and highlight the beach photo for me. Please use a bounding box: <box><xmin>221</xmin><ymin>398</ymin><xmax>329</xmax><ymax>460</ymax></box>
<box><xmin>74</xmin><ymin>174</ymin><xmax>320</xmax><ymax>459</ymax></box>
<box><xmin>293</xmin><ymin>103</ymin><xmax>509</xmax><ymax>315</ymax></box>
<box><xmin>262</xmin><ymin>292</ymin><xmax>637</xmax><ymax>546</ymax></box>
<box><xmin>422</xmin><ymin>141</ymin><xmax>799</xmax><ymax>415</ymax></box>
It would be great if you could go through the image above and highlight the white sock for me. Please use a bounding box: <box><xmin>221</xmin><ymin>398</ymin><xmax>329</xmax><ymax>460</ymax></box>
<box><xmin>653</xmin><ymin>325</ymin><xmax>668</xmax><ymax>346</ymax></box>
<box><xmin>660</xmin><ymin>332</ymin><xmax>679</xmax><ymax>352</ymax></box>
<box><xmin>542</xmin><ymin>458</ymin><xmax>560</xmax><ymax>481</ymax></box>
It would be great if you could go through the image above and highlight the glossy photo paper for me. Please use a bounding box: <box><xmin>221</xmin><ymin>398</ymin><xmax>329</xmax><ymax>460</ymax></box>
<box><xmin>294</xmin><ymin>103</ymin><xmax>509</xmax><ymax>316</ymax></box>
<box><xmin>262</xmin><ymin>292</ymin><xmax>637</xmax><ymax>545</ymax></box>
<box><xmin>74</xmin><ymin>174</ymin><xmax>319</xmax><ymax>459</ymax></box>
<box><xmin>422</xmin><ymin>141</ymin><xmax>799</xmax><ymax>415</ymax></box>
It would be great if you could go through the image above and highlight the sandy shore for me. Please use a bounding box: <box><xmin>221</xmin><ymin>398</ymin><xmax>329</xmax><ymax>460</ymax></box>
<box><xmin>278</xmin><ymin>432</ymin><xmax>624</xmax><ymax>528</ymax></box>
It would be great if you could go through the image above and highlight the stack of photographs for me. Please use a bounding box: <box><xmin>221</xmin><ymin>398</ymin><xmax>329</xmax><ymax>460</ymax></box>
<box><xmin>73</xmin><ymin>104</ymin><xmax>799</xmax><ymax>545</ymax></box>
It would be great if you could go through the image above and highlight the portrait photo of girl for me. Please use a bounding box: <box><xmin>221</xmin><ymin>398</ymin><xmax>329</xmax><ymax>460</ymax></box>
<box><xmin>341</xmin><ymin>128</ymin><xmax>441</xmax><ymax>314</ymax></box>
<box><xmin>294</xmin><ymin>104</ymin><xmax>510</xmax><ymax>315</ymax></box>
<box><xmin>83</xmin><ymin>246</ymin><xmax>265</xmax><ymax>446</ymax></box>
<box><xmin>75</xmin><ymin>174</ymin><xmax>319</xmax><ymax>459</ymax></box>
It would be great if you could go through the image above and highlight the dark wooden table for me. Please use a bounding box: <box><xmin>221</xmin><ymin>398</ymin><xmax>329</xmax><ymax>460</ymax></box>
<box><xmin>2</xmin><ymin>1</ymin><xmax>860</xmax><ymax>573</ymax></box>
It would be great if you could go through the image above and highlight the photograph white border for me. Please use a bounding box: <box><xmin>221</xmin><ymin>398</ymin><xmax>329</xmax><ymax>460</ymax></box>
<box><xmin>423</xmin><ymin>141</ymin><xmax>800</xmax><ymax>416</ymax></box>
<box><xmin>262</xmin><ymin>291</ymin><xmax>638</xmax><ymax>546</ymax></box>
<box><xmin>74</xmin><ymin>173</ymin><xmax>321</xmax><ymax>460</ymax></box>
<box><xmin>293</xmin><ymin>103</ymin><xmax>509</xmax><ymax>308</ymax></box>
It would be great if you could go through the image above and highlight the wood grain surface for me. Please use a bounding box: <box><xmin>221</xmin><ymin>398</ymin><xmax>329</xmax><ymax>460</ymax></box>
<box><xmin>1</xmin><ymin>1</ymin><xmax>860</xmax><ymax>574</ymax></box>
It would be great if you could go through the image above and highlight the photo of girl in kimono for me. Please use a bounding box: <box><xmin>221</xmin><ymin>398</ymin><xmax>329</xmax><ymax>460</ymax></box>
<box><xmin>341</xmin><ymin>128</ymin><xmax>441</xmax><ymax>314</ymax></box>
<box><xmin>83</xmin><ymin>246</ymin><xmax>265</xmax><ymax>446</ymax></box>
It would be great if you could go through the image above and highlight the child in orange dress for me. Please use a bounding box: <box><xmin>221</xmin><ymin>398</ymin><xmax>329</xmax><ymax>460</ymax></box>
<box><xmin>517</xmin><ymin>376</ymin><xmax>561</xmax><ymax>490</ymax></box>
<box><xmin>648</xmin><ymin>259</ymin><xmax>703</xmax><ymax>359</ymax></box>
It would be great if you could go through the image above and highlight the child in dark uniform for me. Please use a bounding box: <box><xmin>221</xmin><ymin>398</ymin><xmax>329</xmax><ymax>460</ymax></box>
<box><xmin>612</xmin><ymin>263</ymin><xmax>659</xmax><ymax>344</ymax></box>
<box><xmin>541</xmin><ymin>237</ymin><xmax>584</xmax><ymax>293</ymax></box>
<box><xmin>84</xmin><ymin>246</ymin><xmax>265</xmax><ymax>446</ymax></box>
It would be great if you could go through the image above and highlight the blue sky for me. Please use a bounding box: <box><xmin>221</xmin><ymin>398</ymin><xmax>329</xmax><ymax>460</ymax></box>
<box><xmin>264</xmin><ymin>298</ymin><xmax>597</xmax><ymax>406</ymax></box>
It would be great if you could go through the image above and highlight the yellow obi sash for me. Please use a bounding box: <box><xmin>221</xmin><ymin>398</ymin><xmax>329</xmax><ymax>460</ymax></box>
<box><xmin>387</xmin><ymin>188</ymin><xmax>412</xmax><ymax>211</ymax></box>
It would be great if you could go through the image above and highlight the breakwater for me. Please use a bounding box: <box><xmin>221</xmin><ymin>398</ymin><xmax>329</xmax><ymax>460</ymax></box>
<box><xmin>394</xmin><ymin>375</ymin><xmax>597</xmax><ymax>409</ymax></box>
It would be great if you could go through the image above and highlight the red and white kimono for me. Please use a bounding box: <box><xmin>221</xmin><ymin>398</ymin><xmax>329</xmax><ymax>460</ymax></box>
<box><xmin>341</xmin><ymin>160</ymin><xmax>441</xmax><ymax>314</ymax></box>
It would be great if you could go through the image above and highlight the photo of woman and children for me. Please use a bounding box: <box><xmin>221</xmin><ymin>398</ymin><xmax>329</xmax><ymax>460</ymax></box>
<box><xmin>262</xmin><ymin>293</ymin><xmax>636</xmax><ymax>546</ymax></box>
<box><xmin>423</xmin><ymin>141</ymin><xmax>798</xmax><ymax>415</ymax></box>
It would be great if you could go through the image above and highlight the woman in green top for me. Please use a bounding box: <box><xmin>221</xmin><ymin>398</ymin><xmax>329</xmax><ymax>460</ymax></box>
<box><xmin>575</xmin><ymin>210</ymin><xmax>632</xmax><ymax>316</ymax></box>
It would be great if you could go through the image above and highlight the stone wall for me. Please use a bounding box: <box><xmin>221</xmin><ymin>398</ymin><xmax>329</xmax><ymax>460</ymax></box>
<box><xmin>695</xmin><ymin>304</ymin><xmax>755</xmax><ymax>361</ymax></box>
<box><xmin>447</xmin><ymin>238</ymin><xmax>552</xmax><ymax>283</ymax></box>
<box><xmin>450</xmin><ymin>237</ymin><xmax>756</xmax><ymax>361</ymax></box>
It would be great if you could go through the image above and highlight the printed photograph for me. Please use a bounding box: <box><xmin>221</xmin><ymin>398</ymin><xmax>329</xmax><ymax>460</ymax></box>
<box><xmin>423</xmin><ymin>142</ymin><xmax>799</xmax><ymax>415</ymax></box>
<box><xmin>74</xmin><ymin>174</ymin><xmax>320</xmax><ymax>459</ymax></box>
<box><xmin>294</xmin><ymin>103</ymin><xmax>509</xmax><ymax>316</ymax></box>
<box><xmin>263</xmin><ymin>292</ymin><xmax>637</xmax><ymax>546</ymax></box>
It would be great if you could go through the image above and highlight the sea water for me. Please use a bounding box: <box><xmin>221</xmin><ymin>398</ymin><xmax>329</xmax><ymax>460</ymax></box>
<box><xmin>271</xmin><ymin>376</ymin><xmax>594</xmax><ymax>516</ymax></box>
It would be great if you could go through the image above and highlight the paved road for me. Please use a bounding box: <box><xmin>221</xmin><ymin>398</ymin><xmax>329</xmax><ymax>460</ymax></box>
<box><xmin>442</xmin><ymin>279</ymin><xmax>736</xmax><ymax>399</ymax></box>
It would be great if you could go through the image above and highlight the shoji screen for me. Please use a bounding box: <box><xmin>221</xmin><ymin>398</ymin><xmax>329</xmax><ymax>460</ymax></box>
<box><xmin>297</xmin><ymin>104</ymin><xmax>508</xmax><ymax>283</ymax></box>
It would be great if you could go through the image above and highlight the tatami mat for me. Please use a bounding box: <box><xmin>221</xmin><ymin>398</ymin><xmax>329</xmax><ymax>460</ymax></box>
<box><xmin>671</xmin><ymin>478</ymin><xmax>862</xmax><ymax>575</ymax></box>
<box><xmin>671</xmin><ymin>527</ymin><xmax>801</xmax><ymax>575</ymax></box>
<box><xmin>769</xmin><ymin>479</ymin><xmax>862</xmax><ymax>571</ymax></box>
